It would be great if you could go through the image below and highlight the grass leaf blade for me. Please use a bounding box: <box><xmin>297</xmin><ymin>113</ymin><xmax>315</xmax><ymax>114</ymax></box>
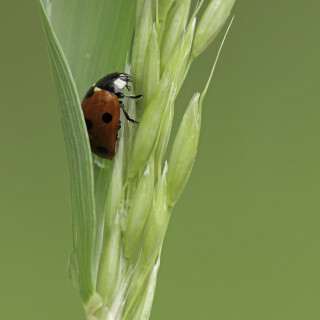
<box><xmin>39</xmin><ymin>1</ymin><xmax>95</xmax><ymax>302</ymax></box>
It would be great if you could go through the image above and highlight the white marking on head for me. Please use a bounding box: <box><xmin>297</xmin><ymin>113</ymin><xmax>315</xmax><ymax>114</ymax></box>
<box><xmin>94</xmin><ymin>87</ymin><xmax>102</xmax><ymax>92</ymax></box>
<box><xmin>114</xmin><ymin>78</ymin><xmax>127</xmax><ymax>91</ymax></box>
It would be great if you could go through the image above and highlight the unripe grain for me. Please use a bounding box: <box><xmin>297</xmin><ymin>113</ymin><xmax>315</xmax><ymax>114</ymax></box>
<box><xmin>162</xmin><ymin>17</ymin><xmax>196</xmax><ymax>92</ymax></box>
<box><xmin>141</xmin><ymin>164</ymin><xmax>168</xmax><ymax>267</ymax></box>
<box><xmin>193</xmin><ymin>0</ymin><xmax>235</xmax><ymax>57</ymax></box>
<box><xmin>160</xmin><ymin>0</ymin><xmax>191</xmax><ymax>74</ymax></box>
<box><xmin>124</xmin><ymin>159</ymin><xmax>155</xmax><ymax>259</ymax></box>
<box><xmin>167</xmin><ymin>93</ymin><xmax>200</xmax><ymax>206</ymax></box>
<box><xmin>127</xmin><ymin>78</ymin><xmax>174</xmax><ymax>178</ymax></box>
<box><xmin>154</xmin><ymin>101</ymin><xmax>174</xmax><ymax>171</ymax></box>
<box><xmin>131</xmin><ymin>0</ymin><xmax>153</xmax><ymax>93</ymax></box>
<box><xmin>96</xmin><ymin>220</ymin><xmax>120</xmax><ymax>306</ymax></box>
<box><xmin>143</xmin><ymin>24</ymin><xmax>160</xmax><ymax>106</ymax></box>
<box><xmin>158</xmin><ymin>0</ymin><xmax>176</xmax><ymax>22</ymax></box>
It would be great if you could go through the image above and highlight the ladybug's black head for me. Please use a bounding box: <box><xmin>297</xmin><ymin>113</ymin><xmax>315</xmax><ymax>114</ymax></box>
<box><xmin>95</xmin><ymin>72</ymin><xmax>132</xmax><ymax>94</ymax></box>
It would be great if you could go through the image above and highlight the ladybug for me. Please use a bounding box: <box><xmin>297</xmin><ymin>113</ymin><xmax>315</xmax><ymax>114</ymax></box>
<box><xmin>82</xmin><ymin>72</ymin><xmax>142</xmax><ymax>160</ymax></box>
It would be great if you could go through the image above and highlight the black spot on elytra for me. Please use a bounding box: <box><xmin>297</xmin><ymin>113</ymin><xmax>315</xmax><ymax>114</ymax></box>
<box><xmin>97</xmin><ymin>147</ymin><xmax>108</xmax><ymax>154</ymax></box>
<box><xmin>85</xmin><ymin>119</ymin><xmax>92</xmax><ymax>130</ymax></box>
<box><xmin>85</xmin><ymin>86</ymin><xmax>95</xmax><ymax>98</ymax></box>
<box><xmin>102</xmin><ymin>112</ymin><xmax>113</xmax><ymax>123</ymax></box>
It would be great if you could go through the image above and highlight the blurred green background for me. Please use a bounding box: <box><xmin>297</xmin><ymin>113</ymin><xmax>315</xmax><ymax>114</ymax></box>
<box><xmin>1</xmin><ymin>0</ymin><xmax>320</xmax><ymax>319</ymax></box>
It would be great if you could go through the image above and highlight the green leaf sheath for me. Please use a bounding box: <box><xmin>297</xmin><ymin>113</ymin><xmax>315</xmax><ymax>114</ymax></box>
<box><xmin>39</xmin><ymin>1</ymin><xmax>95</xmax><ymax>302</ymax></box>
<box><xmin>39</xmin><ymin>0</ymin><xmax>137</xmax><ymax>303</ymax></box>
<box><xmin>43</xmin><ymin>0</ymin><xmax>136</xmax><ymax>97</ymax></box>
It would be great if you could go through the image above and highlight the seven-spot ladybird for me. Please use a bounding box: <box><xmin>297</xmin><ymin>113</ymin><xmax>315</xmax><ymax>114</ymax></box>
<box><xmin>82</xmin><ymin>72</ymin><xmax>142</xmax><ymax>160</ymax></box>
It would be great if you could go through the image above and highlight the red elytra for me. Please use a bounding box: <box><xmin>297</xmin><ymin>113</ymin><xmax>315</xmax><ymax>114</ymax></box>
<box><xmin>82</xmin><ymin>89</ymin><xmax>120</xmax><ymax>160</ymax></box>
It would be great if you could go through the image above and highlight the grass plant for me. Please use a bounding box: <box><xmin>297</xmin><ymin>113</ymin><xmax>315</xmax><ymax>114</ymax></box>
<box><xmin>39</xmin><ymin>0</ymin><xmax>235</xmax><ymax>318</ymax></box>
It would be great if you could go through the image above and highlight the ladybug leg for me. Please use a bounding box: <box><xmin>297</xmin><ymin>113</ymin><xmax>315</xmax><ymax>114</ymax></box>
<box><xmin>116</xmin><ymin>92</ymin><xmax>143</xmax><ymax>100</ymax></box>
<box><xmin>119</xmin><ymin>101</ymin><xmax>139</xmax><ymax>124</ymax></box>
<box><xmin>126</xmin><ymin>84</ymin><xmax>131</xmax><ymax>91</ymax></box>
<box><xmin>127</xmin><ymin>94</ymin><xmax>143</xmax><ymax>99</ymax></box>
<box><xmin>116</xmin><ymin>121</ymin><xmax>122</xmax><ymax>141</ymax></box>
